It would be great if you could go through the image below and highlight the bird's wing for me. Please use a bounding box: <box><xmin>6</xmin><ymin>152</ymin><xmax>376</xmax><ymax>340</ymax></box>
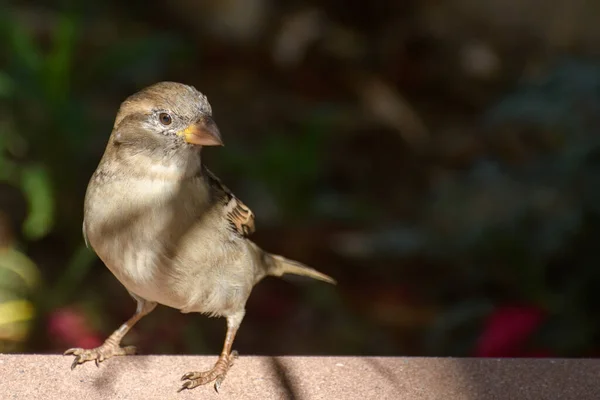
<box><xmin>202</xmin><ymin>165</ymin><xmax>255</xmax><ymax>237</ymax></box>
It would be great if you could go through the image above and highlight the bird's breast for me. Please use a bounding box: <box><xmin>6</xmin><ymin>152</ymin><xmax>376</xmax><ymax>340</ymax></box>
<box><xmin>84</xmin><ymin>175</ymin><xmax>250</xmax><ymax>314</ymax></box>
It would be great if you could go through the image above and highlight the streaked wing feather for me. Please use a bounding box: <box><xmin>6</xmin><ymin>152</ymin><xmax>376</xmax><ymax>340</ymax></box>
<box><xmin>202</xmin><ymin>165</ymin><xmax>255</xmax><ymax>237</ymax></box>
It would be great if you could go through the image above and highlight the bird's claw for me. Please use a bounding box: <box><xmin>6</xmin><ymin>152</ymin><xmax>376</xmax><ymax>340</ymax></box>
<box><xmin>180</xmin><ymin>371</ymin><xmax>196</xmax><ymax>381</ymax></box>
<box><xmin>178</xmin><ymin>351</ymin><xmax>238</xmax><ymax>393</ymax></box>
<box><xmin>177</xmin><ymin>380</ymin><xmax>193</xmax><ymax>393</ymax></box>
<box><xmin>64</xmin><ymin>344</ymin><xmax>137</xmax><ymax>370</ymax></box>
<box><xmin>214</xmin><ymin>376</ymin><xmax>224</xmax><ymax>393</ymax></box>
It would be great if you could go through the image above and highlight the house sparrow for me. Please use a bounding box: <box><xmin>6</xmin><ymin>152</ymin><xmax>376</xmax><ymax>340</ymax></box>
<box><xmin>64</xmin><ymin>82</ymin><xmax>336</xmax><ymax>392</ymax></box>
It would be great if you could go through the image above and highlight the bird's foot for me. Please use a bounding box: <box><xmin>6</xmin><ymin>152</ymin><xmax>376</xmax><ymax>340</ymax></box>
<box><xmin>64</xmin><ymin>342</ymin><xmax>137</xmax><ymax>370</ymax></box>
<box><xmin>179</xmin><ymin>350</ymin><xmax>239</xmax><ymax>393</ymax></box>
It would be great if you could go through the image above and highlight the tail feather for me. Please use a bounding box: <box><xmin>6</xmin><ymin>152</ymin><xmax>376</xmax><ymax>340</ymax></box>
<box><xmin>266</xmin><ymin>253</ymin><xmax>336</xmax><ymax>285</ymax></box>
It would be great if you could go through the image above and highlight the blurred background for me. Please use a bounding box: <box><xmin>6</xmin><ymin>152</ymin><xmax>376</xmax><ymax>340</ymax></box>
<box><xmin>2</xmin><ymin>0</ymin><xmax>600</xmax><ymax>359</ymax></box>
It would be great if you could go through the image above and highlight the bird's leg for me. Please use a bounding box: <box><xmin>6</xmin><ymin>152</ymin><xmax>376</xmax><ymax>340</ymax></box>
<box><xmin>179</xmin><ymin>311</ymin><xmax>244</xmax><ymax>393</ymax></box>
<box><xmin>65</xmin><ymin>296</ymin><xmax>156</xmax><ymax>370</ymax></box>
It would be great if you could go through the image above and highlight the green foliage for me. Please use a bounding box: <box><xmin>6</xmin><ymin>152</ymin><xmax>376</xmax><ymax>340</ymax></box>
<box><xmin>0</xmin><ymin>7</ymin><xmax>189</xmax><ymax>310</ymax></box>
<box><xmin>4</xmin><ymin>2</ymin><xmax>600</xmax><ymax>360</ymax></box>
<box><xmin>20</xmin><ymin>165</ymin><xmax>55</xmax><ymax>240</ymax></box>
<box><xmin>220</xmin><ymin>113</ymin><xmax>331</xmax><ymax>217</ymax></box>
<box><xmin>0</xmin><ymin>71</ymin><xmax>15</xmax><ymax>98</ymax></box>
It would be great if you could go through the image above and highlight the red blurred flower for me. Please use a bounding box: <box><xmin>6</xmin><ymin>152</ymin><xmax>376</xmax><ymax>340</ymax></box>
<box><xmin>475</xmin><ymin>305</ymin><xmax>548</xmax><ymax>357</ymax></box>
<box><xmin>48</xmin><ymin>307</ymin><xmax>102</xmax><ymax>349</ymax></box>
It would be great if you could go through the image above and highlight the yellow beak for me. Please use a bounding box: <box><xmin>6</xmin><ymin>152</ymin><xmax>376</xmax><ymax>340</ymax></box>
<box><xmin>177</xmin><ymin>116</ymin><xmax>223</xmax><ymax>146</ymax></box>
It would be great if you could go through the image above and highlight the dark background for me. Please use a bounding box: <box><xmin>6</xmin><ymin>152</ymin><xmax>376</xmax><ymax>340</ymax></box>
<box><xmin>2</xmin><ymin>0</ymin><xmax>600</xmax><ymax>359</ymax></box>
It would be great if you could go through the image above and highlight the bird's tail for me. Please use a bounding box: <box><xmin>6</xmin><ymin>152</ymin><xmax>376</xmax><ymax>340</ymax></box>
<box><xmin>263</xmin><ymin>252</ymin><xmax>336</xmax><ymax>285</ymax></box>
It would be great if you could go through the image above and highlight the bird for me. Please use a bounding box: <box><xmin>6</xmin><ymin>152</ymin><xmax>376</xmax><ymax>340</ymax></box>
<box><xmin>64</xmin><ymin>81</ymin><xmax>336</xmax><ymax>392</ymax></box>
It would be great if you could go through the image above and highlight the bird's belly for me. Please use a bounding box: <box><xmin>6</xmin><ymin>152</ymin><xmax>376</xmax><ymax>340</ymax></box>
<box><xmin>85</xmin><ymin>177</ymin><xmax>250</xmax><ymax>316</ymax></box>
<box><xmin>101</xmin><ymin>245</ymin><xmax>181</xmax><ymax>307</ymax></box>
<box><xmin>96</xmin><ymin>231</ymin><xmax>249</xmax><ymax>317</ymax></box>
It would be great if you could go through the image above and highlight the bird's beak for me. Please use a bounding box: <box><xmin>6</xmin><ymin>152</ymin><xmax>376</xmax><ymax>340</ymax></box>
<box><xmin>177</xmin><ymin>116</ymin><xmax>223</xmax><ymax>146</ymax></box>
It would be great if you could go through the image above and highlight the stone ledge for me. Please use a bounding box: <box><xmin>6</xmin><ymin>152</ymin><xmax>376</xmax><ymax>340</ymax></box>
<box><xmin>1</xmin><ymin>354</ymin><xmax>599</xmax><ymax>399</ymax></box>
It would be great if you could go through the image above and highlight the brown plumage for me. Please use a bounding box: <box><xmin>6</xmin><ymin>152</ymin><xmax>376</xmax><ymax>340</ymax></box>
<box><xmin>65</xmin><ymin>82</ymin><xmax>335</xmax><ymax>392</ymax></box>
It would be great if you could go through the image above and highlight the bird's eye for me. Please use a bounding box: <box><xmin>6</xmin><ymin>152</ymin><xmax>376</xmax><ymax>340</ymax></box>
<box><xmin>158</xmin><ymin>113</ymin><xmax>172</xmax><ymax>125</ymax></box>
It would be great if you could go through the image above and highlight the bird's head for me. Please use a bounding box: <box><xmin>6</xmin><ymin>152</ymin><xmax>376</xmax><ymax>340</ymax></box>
<box><xmin>110</xmin><ymin>82</ymin><xmax>223</xmax><ymax>155</ymax></box>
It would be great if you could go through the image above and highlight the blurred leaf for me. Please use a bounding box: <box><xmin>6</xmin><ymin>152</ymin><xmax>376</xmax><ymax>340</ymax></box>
<box><xmin>0</xmin><ymin>247</ymin><xmax>41</xmax><ymax>292</ymax></box>
<box><xmin>0</xmin><ymin>247</ymin><xmax>39</xmax><ymax>349</ymax></box>
<box><xmin>1</xmin><ymin>17</ymin><xmax>42</xmax><ymax>93</ymax></box>
<box><xmin>44</xmin><ymin>15</ymin><xmax>78</xmax><ymax>105</ymax></box>
<box><xmin>5</xmin><ymin>19</ymin><xmax>42</xmax><ymax>73</ymax></box>
<box><xmin>0</xmin><ymin>300</ymin><xmax>35</xmax><ymax>327</ymax></box>
<box><xmin>0</xmin><ymin>159</ymin><xmax>18</xmax><ymax>182</ymax></box>
<box><xmin>0</xmin><ymin>71</ymin><xmax>15</xmax><ymax>98</ymax></box>
<box><xmin>20</xmin><ymin>164</ymin><xmax>55</xmax><ymax>240</ymax></box>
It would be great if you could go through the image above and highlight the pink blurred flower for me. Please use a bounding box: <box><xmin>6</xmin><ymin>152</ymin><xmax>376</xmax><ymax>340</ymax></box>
<box><xmin>475</xmin><ymin>305</ymin><xmax>547</xmax><ymax>357</ymax></box>
<box><xmin>48</xmin><ymin>307</ymin><xmax>102</xmax><ymax>349</ymax></box>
